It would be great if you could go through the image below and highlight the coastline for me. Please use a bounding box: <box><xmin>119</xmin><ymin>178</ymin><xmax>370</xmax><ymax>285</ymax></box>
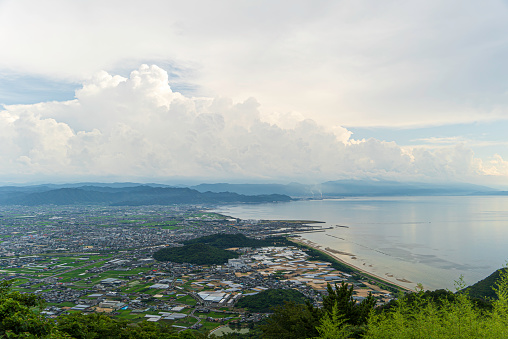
<box><xmin>214</xmin><ymin>197</ymin><xmax>508</xmax><ymax>291</ymax></box>
<box><xmin>289</xmin><ymin>237</ymin><xmax>413</xmax><ymax>292</ymax></box>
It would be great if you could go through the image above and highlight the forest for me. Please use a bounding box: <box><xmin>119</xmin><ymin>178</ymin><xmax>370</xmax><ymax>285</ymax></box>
<box><xmin>235</xmin><ymin>288</ymin><xmax>310</xmax><ymax>313</ymax></box>
<box><xmin>183</xmin><ymin>234</ymin><xmax>293</xmax><ymax>249</ymax></box>
<box><xmin>152</xmin><ymin>243</ymin><xmax>239</xmax><ymax>265</ymax></box>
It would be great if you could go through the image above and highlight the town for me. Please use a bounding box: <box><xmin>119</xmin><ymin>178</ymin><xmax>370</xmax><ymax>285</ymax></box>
<box><xmin>0</xmin><ymin>205</ymin><xmax>396</xmax><ymax>336</ymax></box>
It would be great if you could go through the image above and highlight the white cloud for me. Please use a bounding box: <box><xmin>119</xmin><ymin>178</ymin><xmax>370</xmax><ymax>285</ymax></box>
<box><xmin>482</xmin><ymin>154</ymin><xmax>508</xmax><ymax>177</ymax></box>
<box><xmin>0</xmin><ymin>65</ymin><xmax>507</xmax><ymax>184</ymax></box>
<box><xmin>1</xmin><ymin>1</ymin><xmax>508</xmax><ymax>128</ymax></box>
<box><xmin>412</xmin><ymin>137</ymin><xmax>466</xmax><ymax>145</ymax></box>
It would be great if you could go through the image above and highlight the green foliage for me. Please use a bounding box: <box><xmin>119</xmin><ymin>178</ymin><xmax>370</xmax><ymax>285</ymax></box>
<box><xmin>364</xmin><ymin>269</ymin><xmax>508</xmax><ymax>338</ymax></box>
<box><xmin>152</xmin><ymin>243</ymin><xmax>239</xmax><ymax>265</ymax></box>
<box><xmin>366</xmin><ymin>291</ymin><xmax>485</xmax><ymax>338</ymax></box>
<box><xmin>259</xmin><ymin>301</ymin><xmax>322</xmax><ymax>339</ymax></box>
<box><xmin>235</xmin><ymin>288</ymin><xmax>310</xmax><ymax>313</ymax></box>
<box><xmin>56</xmin><ymin>313</ymin><xmax>194</xmax><ymax>338</ymax></box>
<box><xmin>0</xmin><ymin>280</ymin><xmax>56</xmax><ymax>338</ymax></box>
<box><xmin>492</xmin><ymin>264</ymin><xmax>508</xmax><ymax>317</ymax></box>
<box><xmin>217</xmin><ymin>326</ymin><xmax>263</xmax><ymax>339</ymax></box>
<box><xmin>313</xmin><ymin>304</ymin><xmax>351</xmax><ymax>339</ymax></box>
<box><xmin>113</xmin><ymin>321</ymin><xmax>171</xmax><ymax>339</ymax></box>
<box><xmin>56</xmin><ymin>313</ymin><xmax>123</xmax><ymax>338</ymax></box>
<box><xmin>183</xmin><ymin>234</ymin><xmax>292</xmax><ymax>249</ymax></box>
<box><xmin>323</xmin><ymin>282</ymin><xmax>376</xmax><ymax>326</ymax></box>
<box><xmin>259</xmin><ymin>282</ymin><xmax>376</xmax><ymax>338</ymax></box>
<box><xmin>464</xmin><ymin>267</ymin><xmax>508</xmax><ymax>300</ymax></box>
<box><xmin>379</xmin><ymin>288</ymin><xmax>493</xmax><ymax>313</ymax></box>
<box><xmin>0</xmin><ymin>279</ymin><xmax>207</xmax><ymax>339</ymax></box>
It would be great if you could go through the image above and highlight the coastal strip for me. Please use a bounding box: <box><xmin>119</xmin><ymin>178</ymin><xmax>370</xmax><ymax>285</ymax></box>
<box><xmin>288</xmin><ymin>237</ymin><xmax>413</xmax><ymax>292</ymax></box>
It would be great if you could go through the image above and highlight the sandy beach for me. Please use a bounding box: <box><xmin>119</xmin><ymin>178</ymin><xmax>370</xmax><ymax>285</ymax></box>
<box><xmin>289</xmin><ymin>237</ymin><xmax>414</xmax><ymax>292</ymax></box>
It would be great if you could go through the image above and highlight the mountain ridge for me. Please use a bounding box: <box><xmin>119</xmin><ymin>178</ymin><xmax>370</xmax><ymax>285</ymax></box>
<box><xmin>191</xmin><ymin>179</ymin><xmax>498</xmax><ymax>197</ymax></box>
<box><xmin>0</xmin><ymin>186</ymin><xmax>292</xmax><ymax>206</ymax></box>
<box><xmin>0</xmin><ymin>179</ymin><xmax>502</xmax><ymax>206</ymax></box>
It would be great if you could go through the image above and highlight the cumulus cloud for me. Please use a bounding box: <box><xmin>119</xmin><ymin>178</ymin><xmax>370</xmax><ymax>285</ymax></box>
<box><xmin>482</xmin><ymin>154</ymin><xmax>508</xmax><ymax>177</ymax></box>
<box><xmin>1</xmin><ymin>1</ymin><xmax>508</xmax><ymax>128</ymax></box>
<box><xmin>0</xmin><ymin>65</ymin><xmax>506</xmax><ymax>184</ymax></box>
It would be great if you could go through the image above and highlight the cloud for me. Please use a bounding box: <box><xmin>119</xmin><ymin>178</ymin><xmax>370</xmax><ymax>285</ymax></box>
<box><xmin>1</xmin><ymin>65</ymin><xmax>507</xmax><ymax>184</ymax></box>
<box><xmin>412</xmin><ymin>137</ymin><xmax>466</xmax><ymax>145</ymax></box>
<box><xmin>482</xmin><ymin>154</ymin><xmax>508</xmax><ymax>177</ymax></box>
<box><xmin>1</xmin><ymin>1</ymin><xmax>508</xmax><ymax>128</ymax></box>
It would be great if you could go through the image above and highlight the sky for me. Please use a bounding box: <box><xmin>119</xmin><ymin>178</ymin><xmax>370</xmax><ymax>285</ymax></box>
<box><xmin>1</xmin><ymin>0</ymin><xmax>508</xmax><ymax>187</ymax></box>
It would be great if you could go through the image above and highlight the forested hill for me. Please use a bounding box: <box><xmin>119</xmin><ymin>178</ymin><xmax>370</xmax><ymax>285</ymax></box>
<box><xmin>0</xmin><ymin>185</ymin><xmax>292</xmax><ymax>206</ymax></box>
<box><xmin>465</xmin><ymin>267</ymin><xmax>508</xmax><ymax>300</ymax></box>
<box><xmin>183</xmin><ymin>233</ymin><xmax>292</xmax><ymax>248</ymax></box>
<box><xmin>235</xmin><ymin>288</ymin><xmax>311</xmax><ymax>313</ymax></box>
<box><xmin>152</xmin><ymin>243</ymin><xmax>239</xmax><ymax>265</ymax></box>
<box><xmin>154</xmin><ymin>234</ymin><xmax>291</xmax><ymax>265</ymax></box>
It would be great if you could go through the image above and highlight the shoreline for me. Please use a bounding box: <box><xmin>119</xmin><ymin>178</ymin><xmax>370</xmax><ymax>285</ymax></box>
<box><xmin>289</xmin><ymin>237</ymin><xmax>413</xmax><ymax>292</ymax></box>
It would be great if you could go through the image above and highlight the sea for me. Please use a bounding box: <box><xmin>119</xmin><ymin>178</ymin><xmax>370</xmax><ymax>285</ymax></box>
<box><xmin>214</xmin><ymin>196</ymin><xmax>508</xmax><ymax>290</ymax></box>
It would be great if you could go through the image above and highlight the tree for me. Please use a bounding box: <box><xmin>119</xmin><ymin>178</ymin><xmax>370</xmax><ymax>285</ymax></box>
<box><xmin>56</xmin><ymin>313</ymin><xmax>185</xmax><ymax>339</ymax></box>
<box><xmin>0</xmin><ymin>280</ymin><xmax>60</xmax><ymax>338</ymax></box>
<box><xmin>56</xmin><ymin>313</ymin><xmax>128</xmax><ymax>339</ymax></box>
<box><xmin>314</xmin><ymin>303</ymin><xmax>351</xmax><ymax>339</ymax></box>
<box><xmin>364</xmin><ymin>272</ymin><xmax>508</xmax><ymax>338</ymax></box>
<box><xmin>0</xmin><ymin>280</ymin><xmax>202</xmax><ymax>339</ymax></box>
<box><xmin>236</xmin><ymin>288</ymin><xmax>310</xmax><ymax>313</ymax></box>
<box><xmin>260</xmin><ymin>301</ymin><xmax>322</xmax><ymax>339</ymax></box>
<box><xmin>323</xmin><ymin>282</ymin><xmax>376</xmax><ymax>326</ymax></box>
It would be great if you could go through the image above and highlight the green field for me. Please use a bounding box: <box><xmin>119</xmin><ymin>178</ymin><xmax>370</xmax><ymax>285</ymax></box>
<box><xmin>176</xmin><ymin>295</ymin><xmax>197</xmax><ymax>306</ymax></box>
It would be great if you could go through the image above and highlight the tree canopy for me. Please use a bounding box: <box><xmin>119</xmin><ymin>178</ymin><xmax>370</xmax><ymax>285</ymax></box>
<box><xmin>0</xmin><ymin>280</ymin><xmax>199</xmax><ymax>338</ymax></box>
<box><xmin>183</xmin><ymin>233</ymin><xmax>292</xmax><ymax>249</ymax></box>
<box><xmin>153</xmin><ymin>243</ymin><xmax>239</xmax><ymax>265</ymax></box>
<box><xmin>464</xmin><ymin>267</ymin><xmax>508</xmax><ymax>300</ymax></box>
<box><xmin>236</xmin><ymin>288</ymin><xmax>310</xmax><ymax>313</ymax></box>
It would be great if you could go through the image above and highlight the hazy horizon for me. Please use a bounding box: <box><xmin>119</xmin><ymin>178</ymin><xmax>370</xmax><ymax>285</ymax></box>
<box><xmin>0</xmin><ymin>179</ymin><xmax>505</xmax><ymax>195</ymax></box>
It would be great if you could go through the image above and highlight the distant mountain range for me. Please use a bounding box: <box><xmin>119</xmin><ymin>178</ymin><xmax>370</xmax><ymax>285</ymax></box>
<box><xmin>0</xmin><ymin>179</ymin><xmax>505</xmax><ymax>206</ymax></box>
<box><xmin>0</xmin><ymin>185</ymin><xmax>291</xmax><ymax>206</ymax></box>
<box><xmin>191</xmin><ymin>180</ymin><xmax>503</xmax><ymax>198</ymax></box>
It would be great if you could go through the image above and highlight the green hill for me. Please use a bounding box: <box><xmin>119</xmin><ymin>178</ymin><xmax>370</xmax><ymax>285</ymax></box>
<box><xmin>0</xmin><ymin>185</ymin><xmax>292</xmax><ymax>206</ymax></box>
<box><xmin>465</xmin><ymin>267</ymin><xmax>508</xmax><ymax>300</ymax></box>
<box><xmin>152</xmin><ymin>243</ymin><xmax>239</xmax><ymax>265</ymax></box>
<box><xmin>183</xmin><ymin>233</ymin><xmax>292</xmax><ymax>249</ymax></box>
<box><xmin>236</xmin><ymin>288</ymin><xmax>310</xmax><ymax>313</ymax></box>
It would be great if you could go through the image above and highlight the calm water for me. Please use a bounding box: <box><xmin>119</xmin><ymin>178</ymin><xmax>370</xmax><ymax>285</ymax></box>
<box><xmin>215</xmin><ymin>196</ymin><xmax>508</xmax><ymax>290</ymax></box>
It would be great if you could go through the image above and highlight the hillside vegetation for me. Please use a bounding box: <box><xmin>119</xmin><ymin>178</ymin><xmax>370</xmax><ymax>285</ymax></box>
<box><xmin>183</xmin><ymin>233</ymin><xmax>292</xmax><ymax>249</ymax></box>
<box><xmin>235</xmin><ymin>288</ymin><xmax>310</xmax><ymax>313</ymax></box>
<box><xmin>0</xmin><ymin>185</ymin><xmax>292</xmax><ymax>206</ymax></box>
<box><xmin>465</xmin><ymin>267</ymin><xmax>508</xmax><ymax>300</ymax></box>
<box><xmin>152</xmin><ymin>243</ymin><xmax>239</xmax><ymax>265</ymax></box>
